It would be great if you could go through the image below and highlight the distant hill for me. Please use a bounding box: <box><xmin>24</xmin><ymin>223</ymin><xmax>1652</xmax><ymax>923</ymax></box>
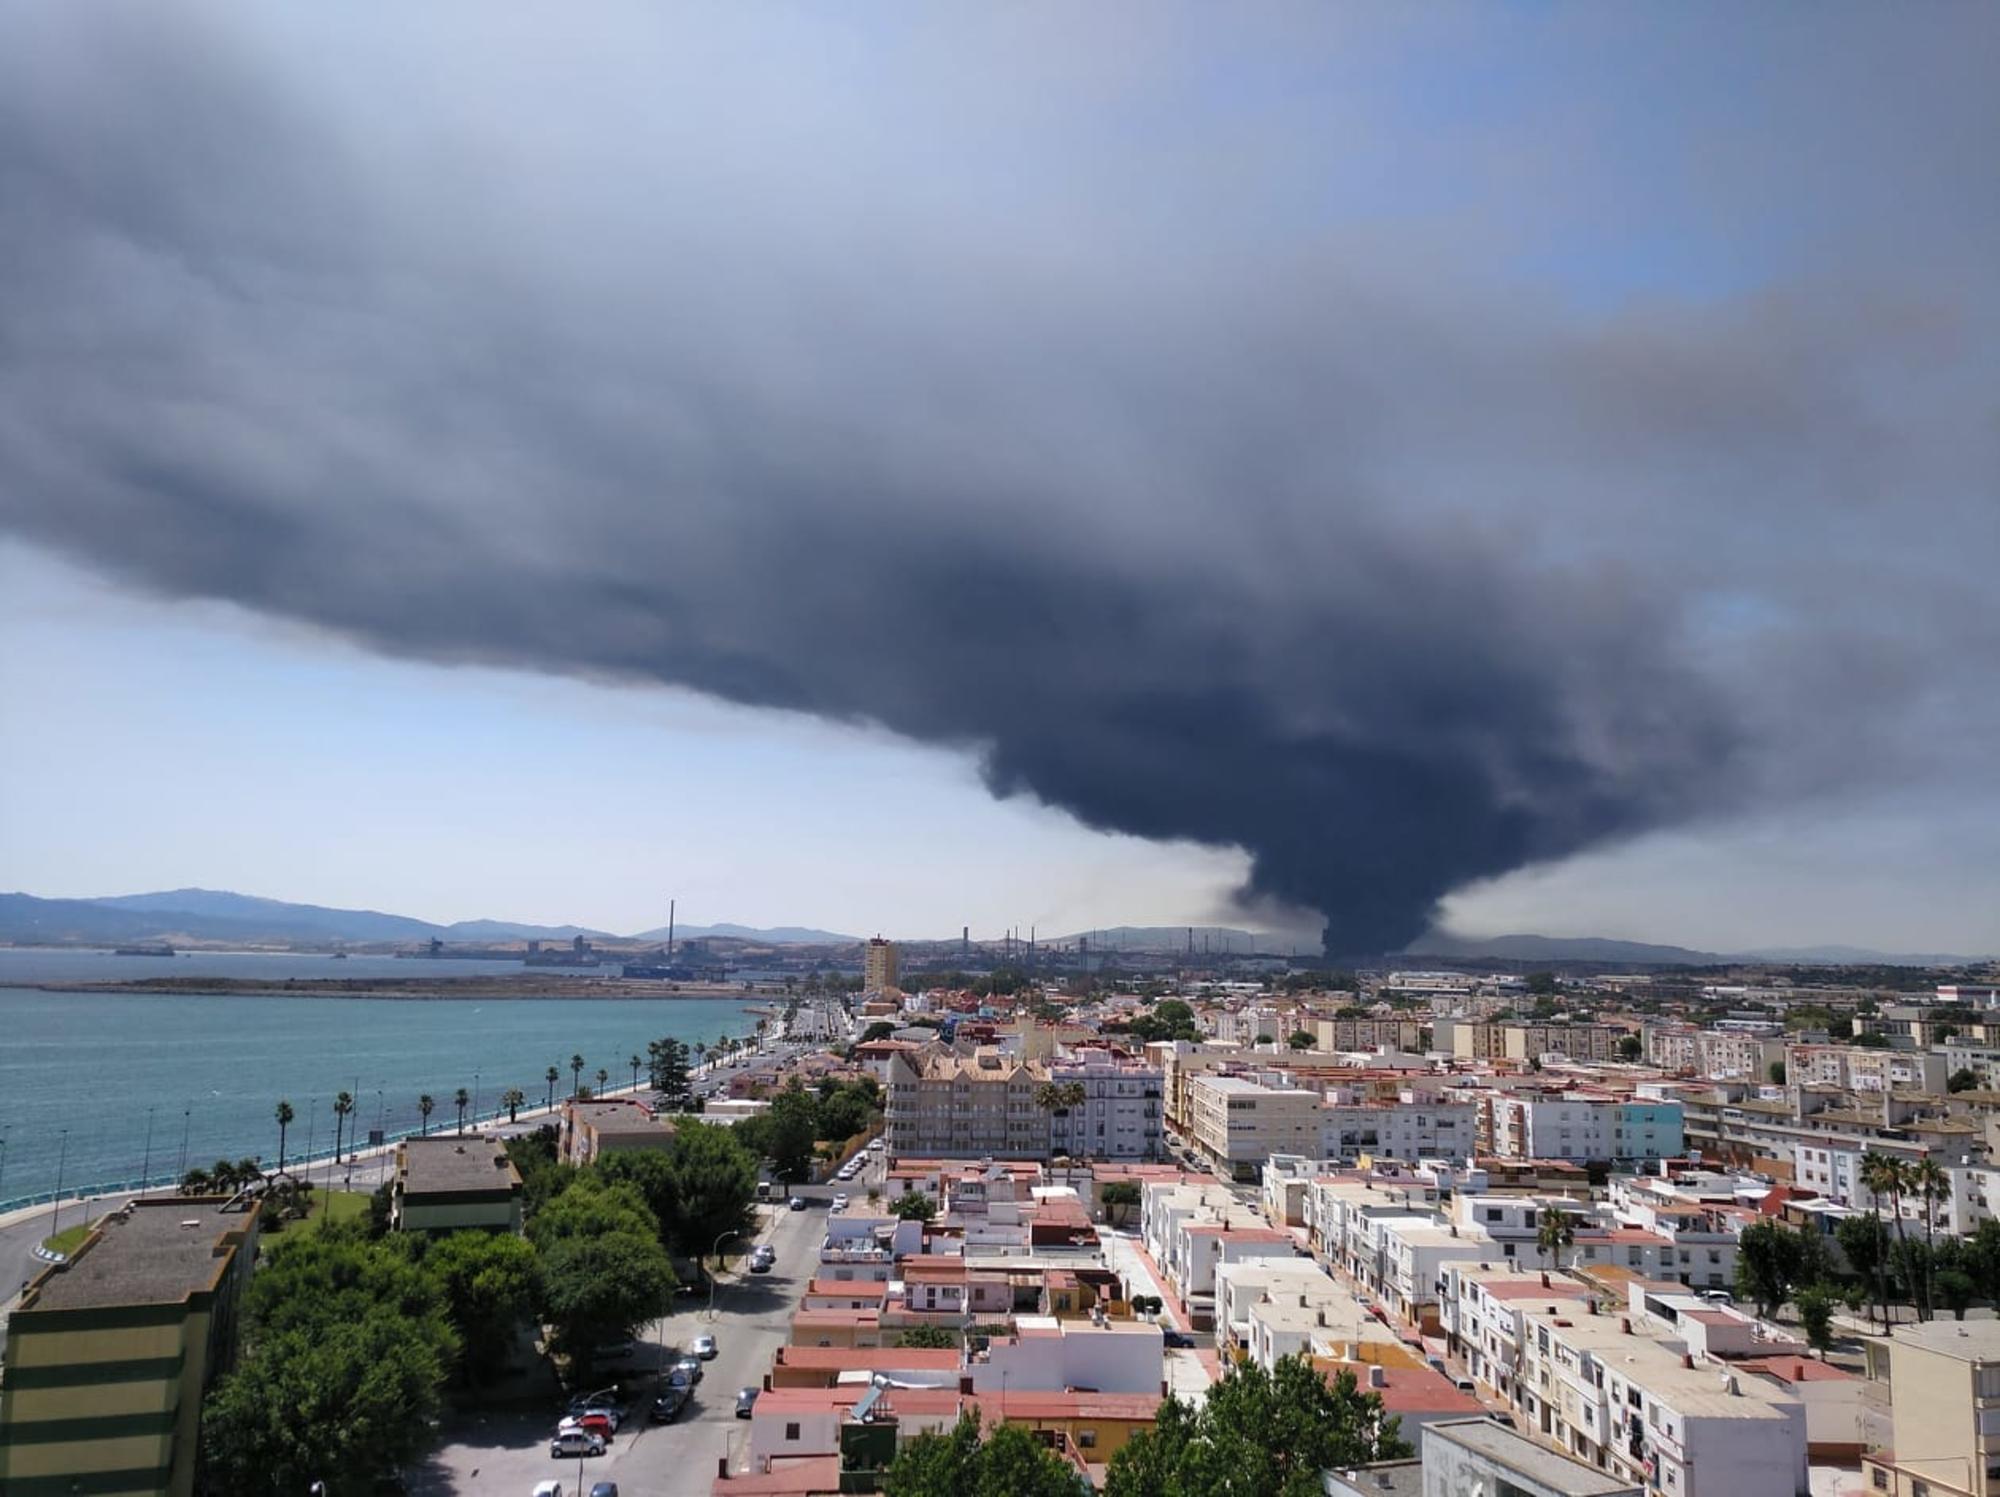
<box><xmin>1733</xmin><ymin>944</ymin><xmax>1988</xmax><ymax>967</ymax></box>
<box><xmin>1401</xmin><ymin>931</ymin><xmax>1726</xmax><ymax>965</ymax></box>
<box><xmin>442</xmin><ymin>918</ymin><xmax>621</xmax><ymax>941</ymax></box>
<box><xmin>92</xmin><ymin>888</ymin><xmax>441</xmax><ymax>942</ymax></box>
<box><xmin>1052</xmin><ymin>925</ymin><xmax>1296</xmax><ymax>953</ymax></box>
<box><xmin>631</xmin><ymin>922</ymin><xmax>859</xmax><ymax>945</ymax></box>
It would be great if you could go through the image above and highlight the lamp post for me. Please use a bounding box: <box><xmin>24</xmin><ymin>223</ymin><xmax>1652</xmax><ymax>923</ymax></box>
<box><xmin>472</xmin><ymin>1071</ymin><xmax>482</xmax><ymax>1129</ymax></box>
<box><xmin>177</xmin><ymin>1107</ymin><xmax>191</xmax><ymax>1187</ymax></box>
<box><xmin>51</xmin><ymin>1128</ymin><xmax>69</xmax><ymax>1238</ymax></box>
<box><xmin>709</xmin><ymin>1230</ymin><xmax>744</xmax><ymax>1317</ymax></box>
<box><xmin>139</xmin><ymin>1107</ymin><xmax>156</xmax><ymax>1197</ymax></box>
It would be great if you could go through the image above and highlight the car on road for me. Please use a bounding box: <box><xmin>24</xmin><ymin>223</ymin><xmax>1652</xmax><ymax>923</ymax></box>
<box><xmin>651</xmin><ymin>1384</ymin><xmax>690</xmax><ymax>1421</ymax></box>
<box><xmin>559</xmin><ymin>1411</ymin><xmax>615</xmax><ymax>1442</ymax></box>
<box><xmin>551</xmin><ymin>1429</ymin><xmax>606</xmax><ymax>1458</ymax></box>
<box><xmin>691</xmin><ymin>1333</ymin><xmax>719</xmax><ymax>1359</ymax></box>
<box><xmin>589</xmin><ymin>1484</ymin><xmax>620</xmax><ymax>1497</ymax></box>
<box><xmin>789</xmin><ymin>1196</ymin><xmax>807</xmax><ymax>1211</ymax></box>
<box><xmin>535</xmin><ymin>1484</ymin><xmax>564</xmax><ymax>1497</ymax></box>
<box><xmin>735</xmin><ymin>1386</ymin><xmax>760</xmax><ymax>1418</ymax></box>
<box><xmin>749</xmin><ymin>1248</ymin><xmax>774</xmax><ymax>1273</ymax></box>
<box><xmin>1161</xmin><ymin>1328</ymin><xmax>1195</xmax><ymax>1349</ymax></box>
<box><xmin>831</xmin><ymin>1193</ymin><xmax>849</xmax><ymax>1211</ymax></box>
<box><xmin>673</xmin><ymin>1354</ymin><xmax>704</xmax><ymax>1384</ymax></box>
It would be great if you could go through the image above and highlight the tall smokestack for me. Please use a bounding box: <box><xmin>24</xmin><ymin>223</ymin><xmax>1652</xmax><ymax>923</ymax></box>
<box><xmin>668</xmin><ymin>898</ymin><xmax>675</xmax><ymax>958</ymax></box>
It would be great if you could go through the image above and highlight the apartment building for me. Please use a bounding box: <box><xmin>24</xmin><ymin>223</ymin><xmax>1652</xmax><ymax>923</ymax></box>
<box><xmin>391</xmin><ymin>1136</ymin><xmax>524</xmax><ymax>1234</ymax></box>
<box><xmin>1313</xmin><ymin>1016</ymin><xmax>1427</xmax><ymax>1052</ymax></box>
<box><xmin>1186</xmin><ymin>1075</ymin><xmax>1325</xmax><ymax>1178</ymax></box>
<box><xmin>559</xmin><ymin>1097</ymin><xmax>675</xmax><ymax>1166</ymax></box>
<box><xmin>1320</xmin><ymin>1097</ymin><xmax>1477</xmax><ymax>1163</ymax></box>
<box><xmin>1043</xmin><ymin>1055</ymin><xmax>1164</xmax><ymax>1161</ymax></box>
<box><xmin>864</xmin><ymin>935</ymin><xmax>900</xmax><ymax>993</ymax></box>
<box><xmin>1307</xmin><ymin>1176</ymin><xmax>1443</xmax><ymax>1281</ymax></box>
<box><xmin>1488</xmin><ymin>1094</ymin><xmax>1685</xmax><ymax>1165</ymax></box>
<box><xmin>1418</xmin><ymin>1417</ymin><xmax>1641</xmax><ymax>1497</ymax></box>
<box><xmin>1514</xmin><ymin>1308</ymin><xmax>1808</xmax><ymax>1497</ymax></box>
<box><xmin>1784</xmin><ymin>1042</ymin><xmax>1947</xmax><ymax>1095</ymax></box>
<box><xmin>0</xmin><ymin>1199</ymin><xmax>260</xmax><ymax>1497</ymax></box>
<box><xmin>1441</xmin><ymin>1262</ymin><xmax>1596</xmax><ymax>1401</ymax></box>
<box><xmin>1864</xmin><ymin>1318</ymin><xmax>2000</xmax><ymax>1497</ymax></box>
<box><xmin>1645</xmin><ymin>1025</ymin><xmax>1700</xmax><ymax>1073</ymax></box>
<box><xmin>1439</xmin><ymin>1022</ymin><xmax>1622</xmax><ymax>1064</ymax></box>
<box><xmin>1372</xmin><ymin>1216</ymin><xmax>1487</xmax><ymax>1329</ymax></box>
<box><xmin>883</xmin><ymin>1047</ymin><xmax>1047</xmax><ymax>1159</ymax></box>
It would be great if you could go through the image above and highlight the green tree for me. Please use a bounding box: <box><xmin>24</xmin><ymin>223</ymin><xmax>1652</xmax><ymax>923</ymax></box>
<box><xmin>1102</xmin><ymin>1180</ymin><xmax>1141</xmax><ymax>1227</ymax></box>
<box><xmin>884</xmin><ymin>1413</ymin><xmax>1082</xmax><ymax>1497</ymax></box>
<box><xmin>273</xmin><ymin>1099</ymin><xmax>295</xmax><ymax>1175</ymax></box>
<box><xmin>1733</xmin><ymin>1220</ymin><xmax>1828</xmax><ymax>1319</ymax></box>
<box><xmin>860</xmin><ymin>1021</ymin><xmax>898</xmax><ymax>1044</ymax></box>
<box><xmin>1862</xmin><ymin>1153</ymin><xmax>1916</xmax><ymax>1320</ymax></box>
<box><xmin>596</xmin><ymin>1066</ymin><xmax>610</xmax><ymax>1093</ymax></box>
<box><xmin>570</xmin><ymin>1053</ymin><xmax>586</xmax><ymax>1098</ymax></box>
<box><xmin>1105</xmin><ymin>1355</ymin><xmax>1408</xmax><ymax>1497</ymax></box>
<box><xmin>1525</xmin><ymin>971</ymin><xmax>1559</xmax><ymax>996</ymax></box>
<box><xmin>417</xmin><ymin>1093</ymin><xmax>434</xmax><ymax>1136</ymax></box>
<box><xmin>501</xmin><ymin>1087</ymin><xmax>525</xmax><ymax>1123</ymax></box>
<box><xmin>531</xmin><ymin>1177</ymin><xmax>676</xmax><ymax>1374</ymax></box>
<box><xmin>1937</xmin><ymin>1267</ymin><xmax>1976</xmax><ymax>1320</ymax></box>
<box><xmin>426</xmin><ymin>1230</ymin><xmax>543</xmax><ymax>1381</ymax></box>
<box><xmin>1768</xmin><ymin>1059</ymin><xmax>1787</xmax><ymax>1084</ymax></box>
<box><xmin>649</xmin><ymin>1036</ymin><xmax>693</xmax><ymax>1105</ymax></box>
<box><xmin>764</xmin><ymin>1080</ymin><xmax>821</xmax><ymax>1183</ymax></box>
<box><xmin>890</xmin><ymin>1190</ymin><xmax>938</xmax><ymax>1222</ymax></box>
<box><xmin>453</xmin><ymin>1087</ymin><xmax>469</xmax><ymax>1134</ymax></box>
<box><xmin>1950</xmin><ymin>1067</ymin><xmax>1981</xmax><ymax>1093</ymax></box>
<box><xmin>1795</xmin><ymin>1285</ymin><xmax>1836</xmax><ymax>1358</ymax></box>
<box><xmin>1837</xmin><ymin>1213</ymin><xmax>1891</xmax><ymax>1330</ymax></box>
<box><xmin>664</xmin><ymin>1120</ymin><xmax>759</xmax><ymax>1264</ymax></box>
<box><xmin>1035</xmin><ymin>1081</ymin><xmax>1088</xmax><ymax>1117</ymax></box>
<box><xmin>896</xmin><ymin>1323</ymin><xmax>958</xmax><ymax>1349</ymax></box>
<box><xmin>1617</xmin><ymin>1035</ymin><xmax>1643</xmax><ymax>1062</ymax></box>
<box><xmin>545</xmin><ymin>1065</ymin><xmax>560</xmax><ymax>1112</ymax></box>
<box><xmin>1286</xmin><ymin>1030</ymin><xmax>1316</xmax><ymax>1051</ymax></box>
<box><xmin>1915</xmin><ymin>1156</ymin><xmax>1948</xmax><ymax>1319</ymax></box>
<box><xmin>630</xmin><ymin>1052</ymin><xmax>643</xmax><ymax>1091</ymax></box>
<box><xmin>1536</xmin><ymin>1206</ymin><xmax>1576</xmax><ymax>1272</ymax></box>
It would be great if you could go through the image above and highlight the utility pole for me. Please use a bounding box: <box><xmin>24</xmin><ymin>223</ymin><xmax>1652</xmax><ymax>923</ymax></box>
<box><xmin>178</xmin><ymin>1106</ymin><xmax>191</xmax><ymax>1186</ymax></box>
<box><xmin>51</xmin><ymin>1129</ymin><xmax>69</xmax><ymax>1239</ymax></box>
<box><xmin>139</xmin><ymin>1107</ymin><xmax>156</xmax><ymax>1197</ymax></box>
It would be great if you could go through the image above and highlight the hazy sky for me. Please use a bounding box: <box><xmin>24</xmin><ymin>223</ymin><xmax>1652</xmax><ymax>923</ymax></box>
<box><xmin>2</xmin><ymin>4</ymin><xmax>1996</xmax><ymax>953</ymax></box>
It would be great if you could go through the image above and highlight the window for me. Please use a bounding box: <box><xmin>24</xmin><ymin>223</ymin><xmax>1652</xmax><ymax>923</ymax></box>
<box><xmin>1077</xmin><ymin>1430</ymin><xmax>1098</xmax><ymax>1449</ymax></box>
<box><xmin>785</xmin><ymin>1423</ymin><xmax>801</xmax><ymax>1441</ymax></box>
<box><xmin>1870</xmin><ymin>1471</ymin><xmax>1888</xmax><ymax>1491</ymax></box>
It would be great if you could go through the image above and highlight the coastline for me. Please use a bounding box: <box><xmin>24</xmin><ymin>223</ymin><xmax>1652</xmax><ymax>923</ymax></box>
<box><xmin>24</xmin><ymin>975</ymin><xmax>786</xmax><ymax>1000</ymax></box>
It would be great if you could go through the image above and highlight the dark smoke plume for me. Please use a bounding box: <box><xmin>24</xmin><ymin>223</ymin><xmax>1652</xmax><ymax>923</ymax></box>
<box><xmin>1</xmin><ymin>6</ymin><xmax>1995</xmax><ymax>953</ymax></box>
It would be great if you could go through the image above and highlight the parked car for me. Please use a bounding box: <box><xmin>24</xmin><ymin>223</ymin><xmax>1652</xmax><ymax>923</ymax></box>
<box><xmin>750</xmin><ymin>1242</ymin><xmax>775</xmax><ymax>1263</ymax></box>
<box><xmin>735</xmin><ymin>1386</ymin><xmax>760</xmax><ymax>1418</ymax></box>
<box><xmin>1161</xmin><ymin>1328</ymin><xmax>1195</xmax><ymax>1349</ymax></box>
<box><xmin>559</xmin><ymin>1411</ymin><xmax>615</xmax><ymax>1442</ymax></box>
<box><xmin>789</xmin><ymin>1196</ymin><xmax>807</xmax><ymax>1211</ymax></box>
<box><xmin>551</xmin><ymin>1429</ymin><xmax>606</xmax><ymax>1458</ymax></box>
<box><xmin>535</xmin><ymin>1484</ymin><xmax>564</xmax><ymax>1497</ymax></box>
<box><xmin>589</xmin><ymin>1485</ymin><xmax>620</xmax><ymax>1497</ymax></box>
<box><xmin>596</xmin><ymin>1339</ymin><xmax>635</xmax><ymax>1361</ymax></box>
<box><xmin>651</xmin><ymin>1384</ymin><xmax>690</xmax><ymax>1422</ymax></box>
<box><xmin>691</xmin><ymin>1333</ymin><xmax>719</xmax><ymax>1359</ymax></box>
<box><xmin>831</xmin><ymin>1193</ymin><xmax>849</xmax><ymax>1211</ymax></box>
<box><xmin>673</xmin><ymin>1355</ymin><xmax>704</xmax><ymax>1384</ymax></box>
<box><xmin>748</xmin><ymin>1254</ymin><xmax>772</xmax><ymax>1273</ymax></box>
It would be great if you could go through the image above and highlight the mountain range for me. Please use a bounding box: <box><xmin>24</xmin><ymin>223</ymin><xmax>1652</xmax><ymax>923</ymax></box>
<box><xmin>0</xmin><ymin>889</ymin><xmax>1984</xmax><ymax>965</ymax></box>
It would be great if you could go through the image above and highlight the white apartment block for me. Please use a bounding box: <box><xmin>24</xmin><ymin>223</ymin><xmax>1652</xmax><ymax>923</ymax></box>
<box><xmin>883</xmin><ymin>1047</ymin><xmax>1046</xmax><ymax>1159</ymax></box>
<box><xmin>1784</xmin><ymin>1043</ymin><xmax>1947</xmax><ymax>1095</ymax></box>
<box><xmin>1320</xmin><ymin>1098</ymin><xmax>1477</xmax><ymax>1163</ymax></box>
<box><xmin>1441</xmin><ymin>1262</ymin><xmax>1596</xmax><ymax>1401</ymax></box>
<box><xmin>1515</xmin><ymin>1309</ymin><xmax>1808</xmax><ymax>1497</ymax></box>
<box><xmin>1306</xmin><ymin>1177</ymin><xmax>1443</xmax><ymax>1282</ymax></box>
<box><xmin>1374</xmin><ymin>1216</ymin><xmax>1487</xmax><ymax>1328</ymax></box>
<box><xmin>1044</xmin><ymin>1057</ymin><xmax>1165</xmax><ymax>1161</ymax></box>
<box><xmin>1645</xmin><ymin>1026</ymin><xmax>1700</xmax><ymax>1073</ymax></box>
<box><xmin>1488</xmin><ymin>1095</ymin><xmax>1685</xmax><ymax>1165</ymax></box>
<box><xmin>1187</xmin><ymin>1075</ymin><xmax>1325</xmax><ymax>1178</ymax></box>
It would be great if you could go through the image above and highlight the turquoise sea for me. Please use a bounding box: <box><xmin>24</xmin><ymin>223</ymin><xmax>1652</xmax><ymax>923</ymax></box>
<box><xmin>0</xmin><ymin>950</ymin><xmax>765</xmax><ymax>1209</ymax></box>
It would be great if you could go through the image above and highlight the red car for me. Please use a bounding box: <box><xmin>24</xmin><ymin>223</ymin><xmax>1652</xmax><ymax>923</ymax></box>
<box><xmin>561</xmin><ymin>1411</ymin><xmax>615</xmax><ymax>1442</ymax></box>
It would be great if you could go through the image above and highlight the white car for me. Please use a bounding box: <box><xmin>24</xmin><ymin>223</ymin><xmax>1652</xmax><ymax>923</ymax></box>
<box><xmin>831</xmin><ymin>1193</ymin><xmax>849</xmax><ymax>1211</ymax></box>
<box><xmin>691</xmin><ymin>1333</ymin><xmax>719</xmax><ymax>1359</ymax></box>
<box><xmin>551</xmin><ymin>1429</ymin><xmax>606</xmax><ymax>1458</ymax></box>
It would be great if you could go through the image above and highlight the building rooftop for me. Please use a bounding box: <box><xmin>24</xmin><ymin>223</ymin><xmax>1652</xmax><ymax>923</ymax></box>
<box><xmin>23</xmin><ymin>1198</ymin><xmax>253</xmax><ymax>1313</ymax></box>
<box><xmin>398</xmin><ymin>1136</ymin><xmax>520</xmax><ymax>1195</ymax></box>
<box><xmin>1891</xmin><ymin>1318</ymin><xmax>2000</xmax><ymax>1361</ymax></box>
<box><xmin>1423</xmin><ymin>1418</ymin><xmax>1637</xmax><ymax>1495</ymax></box>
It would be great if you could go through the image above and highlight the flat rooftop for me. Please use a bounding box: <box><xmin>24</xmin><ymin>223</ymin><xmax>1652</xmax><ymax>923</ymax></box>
<box><xmin>1423</xmin><ymin>1417</ymin><xmax>1638</xmax><ymax>1495</ymax></box>
<box><xmin>400</xmin><ymin>1136</ymin><xmax>520</xmax><ymax>1194</ymax></box>
<box><xmin>1893</xmin><ymin>1318</ymin><xmax>2000</xmax><ymax>1361</ymax></box>
<box><xmin>26</xmin><ymin>1199</ymin><xmax>251</xmax><ymax>1313</ymax></box>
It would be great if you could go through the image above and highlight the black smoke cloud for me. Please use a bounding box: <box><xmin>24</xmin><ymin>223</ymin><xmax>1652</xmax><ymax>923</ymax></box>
<box><xmin>2</xmin><ymin>5</ymin><xmax>1996</xmax><ymax>953</ymax></box>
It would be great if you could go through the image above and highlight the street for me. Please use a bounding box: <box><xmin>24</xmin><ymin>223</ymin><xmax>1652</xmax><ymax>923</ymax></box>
<box><xmin>409</xmin><ymin>1184</ymin><xmax>833</xmax><ymax>1497</ymax></box>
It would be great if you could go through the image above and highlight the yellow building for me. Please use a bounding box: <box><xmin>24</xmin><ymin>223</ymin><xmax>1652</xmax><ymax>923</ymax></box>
<box><xmin>1865</xmin><ymin>1319</ymin><xmax>2000</xmax><ymax>1497</ymax></box>
<box><xmin>0</xmin><ymin>1197</ymin><xmax>259</xmax><ymax>1497</ymax></box>
<box><xmin>865</xmin><ymin>935</ymin><xmax>900</xmax><ymax>994</ymax></box>
<box><xmin>391</xmin><ymin>1136</ymin><xmax>525</xmax><ymax>1233</ymax></box>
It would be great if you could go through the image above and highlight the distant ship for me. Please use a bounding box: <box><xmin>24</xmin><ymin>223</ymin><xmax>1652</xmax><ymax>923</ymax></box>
<box><xmin>330</xmin><ymin>951</ymin><xmax>349</xmax><ymax>960</ymax></box>
<box><xmin>114</xmin><ymin>943</ymin><xmax>176</xmax><ymax>957</ymax></box>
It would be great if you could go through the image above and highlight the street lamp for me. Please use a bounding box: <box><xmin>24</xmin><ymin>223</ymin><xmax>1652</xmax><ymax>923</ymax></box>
<box><xmin>472</xmin><ymin>1070</ymin><xmax>482</xmax><ymax>1128</ymax></box>
<box><xmin>139</xmin><ymin>1107</ymin><xmax>156</xmax><ymax>1198</ymax></box>
<box><xmin>177</xmin><ymin>1107</ymin><xmax>191</xmax><ymax>1187</ymax></box>
<box><xmin>50</xmin><ymin>1128</ymin><xmax>69</xmax><ymax>1238</ymax></box>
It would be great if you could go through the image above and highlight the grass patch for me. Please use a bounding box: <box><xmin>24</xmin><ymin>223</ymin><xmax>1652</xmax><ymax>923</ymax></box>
<box><xmin>293</xmin><ymin>1189</ymin><xmax>372</xmax><ymax>1234</ymax></box>
<box><xmin>41</xmin><ymin>1223</ymin><xmax>91</xmax><ymax>1257</ymax></box>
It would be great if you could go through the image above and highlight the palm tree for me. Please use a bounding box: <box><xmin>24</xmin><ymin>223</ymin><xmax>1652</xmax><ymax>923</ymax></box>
<box><xmin>181</xmin><ymin>1166</ymin><xmax>213</xmax><ymax>1193</ymax></box>
<box><xmin>1035</xmin><ymin>1082</ymin><xmax>1088</xmax><ymax>1115</ymax></box>
<box><xmin>1537</xmin><ymin>1206</ymin><xmax>1576</xmax><ymax>1273</ymax></box>
<box><xmin>1862</xmin><ymin>1153</ymin><xmax>1911</xmax><ymax>1323</ymax></box>
<box><xmin>502</xmin><ymin>1087</ymin><xmax>525</xmax><ymax>1123</ymax></box>
<box><xmin>453</xmin><ymin>1087</ymin><xmax>470</xmax><ymax>1135</ymax></box>
<box><xmin>333</xmin><ymin>1092</ymin><xmax>355</xmax><ymax>1164</ymax></box>
<box><xmin>418</xmin><ymin>1094</ymin><xmax>435</xmax><ymax>1136</ymax></box>
<box><xmin>273</xmin><ymin>1100</ymin><xmax>295</xmax><ymax>1175</ymax></box>
<box><xmin>629</xmin><ymin>1054</ymin><xmax>642</xmax><ymax>1092</ymax></box>
<box><xmin>545</xmin><ymin>1066</ymin><xmax>560</xmax><ymax>1112</ymax></box>
<box><xmin>1915</xmin><ymin>1156</ymin><xmax>1947</xmax><ymax>1320</ymax></box>
<box><xmin>595</xmin><ymin>1067</ymin><xmax>609</xmax><ymax>1094</ymax></box>
<box><xmin>694</xmin><ymin>1042</ymin><xmax>708</xmax><ymax>1072</ymax></box>
<box><xmin>570</xmin><ymin>1054</ymin><xmax>585</xmax><ymax>1099</ymax></box>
